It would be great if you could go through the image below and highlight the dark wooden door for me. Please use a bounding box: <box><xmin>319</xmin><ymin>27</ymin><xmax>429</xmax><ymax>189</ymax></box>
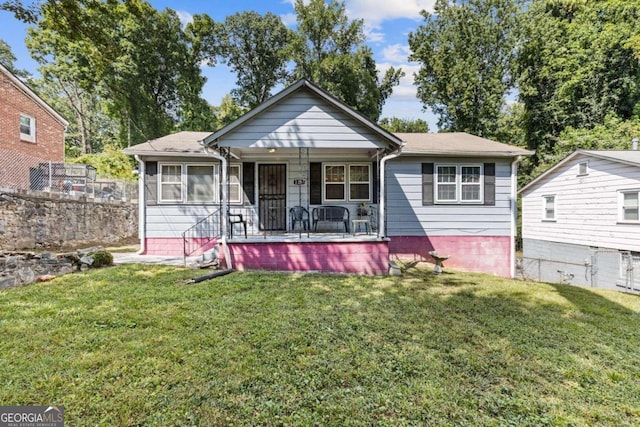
<box><xmin>258</xmin><ymin>164</ymin><xmax>286</xmax><ymax>231</ymax></box>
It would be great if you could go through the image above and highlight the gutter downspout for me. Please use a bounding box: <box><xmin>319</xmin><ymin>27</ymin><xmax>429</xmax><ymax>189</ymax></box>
<box><xmin>203</xmin><ymin>145</ymin><xmax>232</xmax><ymax>269</ymax></box>
<box><xmin>378</xmin><ymin>144</ymin><xmax>405</xmax><ymax>238</ymax></box>
<box><xmin>510</xmin><ymin>156</ymin><xmax>522</xmax><ymax>279</ymax></box>
<box><xmin>134</xmin><ymin>155</ymin><xmax>146</xmax><ymax>255</ymax></box>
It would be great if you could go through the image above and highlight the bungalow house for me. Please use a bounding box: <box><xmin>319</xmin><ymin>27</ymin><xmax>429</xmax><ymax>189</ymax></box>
<box><xmin>0</xmin><ymin>63</ymin><xmax>68</xmax><ymax>190</ymax></box>
<box><xmin>124</xmin><ymin>79</ymin><xmax>532</xmax><ymax>276</ymax></box>
<box><xmin>520</xmin><ymin>149</ymin><xmax>640</xmax><ymax>292</ymax></box>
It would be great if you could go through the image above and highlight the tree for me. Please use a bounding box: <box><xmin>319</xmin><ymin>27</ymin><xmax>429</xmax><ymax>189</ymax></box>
<box><xmin>26</xmin><ymin>0</ymin><xmax>214</xmax><ymax>148</ymax></box>
<box><xmin>0</xmin><ymin>38</ymin><xmax>30</xmax><ymax>78</ymax></box>
<box><xmin>516</xmin><ymin>0</ymin><xmax>640</xmax><ymax>167</ymax></box>
<box><xmin>212</xmin><ymin>94</ymin><xmax>246</xmax><ymax>128</ymax></box>
<box><xmin>209</xmin><ymin>11</ymin><xmax>292</xmax><ymax>109</ymax></box>
<box><xmin>290</xmin><ymin>0</ymin><xmax>403</xmax><ymax>121</ymax></box>
<box><xmin>378</xmin><ymin>117</ymin><xmax>429</xmax><ymax>133</ymax></box>
<box><xmin>409</xmin><ymin>0</ymin><xmax>522</xmax><ymax>136</ymax></box>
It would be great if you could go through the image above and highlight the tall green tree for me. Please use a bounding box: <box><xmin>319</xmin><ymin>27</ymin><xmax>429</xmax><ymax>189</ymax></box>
<box><xmin>208</xmin><ymin>11</ymin><xmax>292</xmax><ymax>109</ymax></box>
<box><xmin>290</xmin><ymin>0</ymin><xmax>403</xmax><ymax>121</ymax></box>
<box><xmin>516</xmin><ymin>0</ymin><xmax>640</xmax><ymax>167</ymax></box>
<box><xmin>26</xmin><ymin>0</ymin><xmax>214</xmax><ymax>148</ymax></box>
<box><xmin>409</xmin><ymin>0</ymin><xmax>522</xmax><ymax>136</ymax></box>
<box><xmin>378</xmin><ymin>117</ymin><xmax>429</xmax><ymax>133</ymax></box>
<box><xmin>0</xmin><ymin>38</ymin><xmax>30</xmax><ymax>78</ymax></box>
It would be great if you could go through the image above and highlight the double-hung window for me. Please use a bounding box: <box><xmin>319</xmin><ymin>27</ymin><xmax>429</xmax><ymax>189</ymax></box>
<box><xmin>324</xmin><ymin>163</ymin><xmax>370</xmax><ymax>202</ymax></box>
<box><xmin>228</xmin><ymin>165</ymin><xmax>241</xmax><ymax>204</ymax></box>
<box><xmin>435</xmin><ymin>164</ymin><xmax>482</xmax><ymax>203</ymax></box>
<box><xmin>620</xmin><ymin>190</ymin><xmax>639</xmax><ymax>222</ymax></box>
<box><xmin>20</xmin><ymin>114</ymin><xmax>36</xmax><ymax>142</ymax></box>
<box><xmin>159</xmin><ymin>163</ymin><xmax>220</xmax><ymax>203</ymax></box>
<box><xmin>160</xmin><ymin>164</ymin><xmax>183</xmax><ymax>202</ymax></box>
<box><xmin>543</xmin><ymin>195</ymin><xmax>556</xmax><ymax>220</ymax></box>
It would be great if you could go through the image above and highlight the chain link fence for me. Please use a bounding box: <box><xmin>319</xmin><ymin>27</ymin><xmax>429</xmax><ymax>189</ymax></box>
<box><xmin>0</xmin><ymin>152</ymin><xmax>137</xmax><ymax>202</ymax></box>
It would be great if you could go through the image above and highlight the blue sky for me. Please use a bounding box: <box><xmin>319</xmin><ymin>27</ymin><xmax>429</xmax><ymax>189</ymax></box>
<box><xmin>0</xmin><ymin>0</ymin><xmax>438</xmax><ymax>129</ymax></box>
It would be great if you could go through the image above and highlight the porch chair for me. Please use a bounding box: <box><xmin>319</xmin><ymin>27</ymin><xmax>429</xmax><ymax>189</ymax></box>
<box><xmin>228</xmin><ymin>213</ymin><xmax>247</xmax><ymax>238</ymax></box>
<box><xmin>289</xmin><ymin>206</ymin><xmax>310</xmax><ymax>231</ymax></box>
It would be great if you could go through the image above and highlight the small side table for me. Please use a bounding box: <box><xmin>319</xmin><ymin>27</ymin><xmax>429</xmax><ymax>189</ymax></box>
<box><xmin>352</xmin><ymin>219</ymin><xmax>371</xmax><ymax>235</ymax></box>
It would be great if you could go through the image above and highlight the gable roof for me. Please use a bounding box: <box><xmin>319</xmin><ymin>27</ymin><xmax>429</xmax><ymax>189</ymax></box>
<box><xmin>396</xmin><ymin>132</ymin><xmax>534</xmax><ymax>157</ymax></box>
<box><xmin>122</xmin><ymin>131</ymin><xmax>212</xmax><ymax>157</ymax></box>
<box><xmin>519</xmin><ymin>149</ymin><xmax>640</xmax><ymax>194</ymax></box>
<box><xmin>0</xmin><ymin>63</ymin><xmax>69</xmax><ymax>128</ymax></box>
<box><xmin>201</xmin><ymin>78</ymin><xmax>403</xmax><ymax>149</ymax></box>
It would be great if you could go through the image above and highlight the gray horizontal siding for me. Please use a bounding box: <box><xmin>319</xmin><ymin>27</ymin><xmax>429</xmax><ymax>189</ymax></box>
<box><xmin>385</xmin><ymin>157</ymin><xmax>513</xmax><ymax>236</ymax></box>
<box><xmin>219</xmin><ymin>92</ymin><xmax>388</xmax><ymax>149</ymax></box>
<box><xmin>146</xmin><ymin>205</ymin><xmax>220</xmax><ymax>238</ymax></box>
<box><xmin>522</xmin><ymin>154</ymin><xmax>640</xmax><ymax>251</ymax></box>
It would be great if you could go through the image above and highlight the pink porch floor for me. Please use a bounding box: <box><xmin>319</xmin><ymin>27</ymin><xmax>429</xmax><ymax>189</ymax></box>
<box><xmin>389</xmin><ymin>235</ymin><xmax>512</xmax><ymax>277</ymax></box>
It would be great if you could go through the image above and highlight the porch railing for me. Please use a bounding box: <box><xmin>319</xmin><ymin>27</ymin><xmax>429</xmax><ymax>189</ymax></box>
<box><xmin>182</xmin><ymin>208</ymin><xmax>222</xmax><ymax>265</ymax></box>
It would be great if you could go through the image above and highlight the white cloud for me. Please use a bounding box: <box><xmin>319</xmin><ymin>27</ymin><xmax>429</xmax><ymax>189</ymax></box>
<box><xmin>280</xmin><ymin>12</ymin><xmax>298</xmax><ymax>27</ymax></box>
<box><xmin>381</xmin><ymin>44</ymin><xmax>411</xmax><ymax>63</ymax></box>
<box><xmin>345</xmin><ymin>0</ymin><xmax>435</xmax><ymax>28</ymax></box>
<box><xmin>175</xmin><ymin>10</ymin><xmax>194</xmax><ymax>28</ymax></box>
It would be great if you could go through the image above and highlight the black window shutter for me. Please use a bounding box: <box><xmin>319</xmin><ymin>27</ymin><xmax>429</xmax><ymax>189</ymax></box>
<box><xmin>145</xmin><ymin>161</ymin><xmax>157</xmax><ymax>206</ymax></box>
<box><xmin>372</xmin><ymin>161</ymin><xmax>378</xmax><ymax>203</ymax></box>
<box><xmin>422</xmin><ymin>163</ymin><xmax>434</xmax><ymax>206</ymax></box>
<box><xmin>484</xmin><ymin>163</ymin><xmax>495</xmax><ymax>206</ymax></box>
<box><xmin>310</xmin><ymin>162</ymin><xmax>322</xmax><ymax>205</ymax></box>
<box><xmin>242</xmin><ymin>162</ymin><xmax>255</xmax><ymax>205</ymax></box>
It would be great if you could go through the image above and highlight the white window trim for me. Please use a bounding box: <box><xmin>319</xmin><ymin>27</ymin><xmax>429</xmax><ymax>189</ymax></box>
<box><xmin>228</xmin><ymin>164</ymin><xmax>242</xmax><ymax>204</ymax></box>
<box><xmin>158</xmin><ymin>162</ymin><xmax>221</xmax><ymax>204</ymax></box>
<box><xmin>348</xmin><ymin>163</ymin><xmax>371</xmax><ymax>202</ymax></box>
<box><xmin>542</xmin><ymin>195</ymin><xmax>556</xmax><ymax>221</ymax></box>
<box><xmin>159</xmin><ymin>163</ymin><xmax>183</xmax><ymax>203</ymax></box>
<box><xmin>323</xmin><ymin>163</ymin><xmax>372</xmax><ymax>203</ymax></box>
<box><xmin>20</xmin><ymin>113</ymin><xmax>36</xmax><ymax>142</ymax></box>
<box><xmin>618</xmin><ymin>189</ymin><xmax>640</xmax><ymax>223</ymax></box>
<box><xmin>577</xmin><ymin>160</ymin><xmax>589</xmax><ymax>176</ymax></box>
<box><xmin>434</xmin><ymin>164</ymin><xmax>484</xmax><ymax>204</ymax></box>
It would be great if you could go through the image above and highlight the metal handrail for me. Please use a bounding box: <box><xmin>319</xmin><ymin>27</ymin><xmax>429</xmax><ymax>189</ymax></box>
<box><xmin>182</xmin><ymin>208</ymin><xmax>221</xmax><ymax>265</ymax></box>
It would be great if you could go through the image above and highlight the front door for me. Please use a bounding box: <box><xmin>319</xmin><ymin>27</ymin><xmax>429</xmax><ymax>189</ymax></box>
<box><xmin>258</xmin><ymin>164</ymin><xmax>286</xmax><ymax>231</ymax></box>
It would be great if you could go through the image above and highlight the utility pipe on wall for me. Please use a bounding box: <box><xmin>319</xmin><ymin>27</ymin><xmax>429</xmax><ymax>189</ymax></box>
<box><xmin>378</xmin><ymin>144</ymin><xmax>404</xmax><ymax>238</ymax></box>
<box><xmin>134</xmin><ymin>155</ymin><xmax>146</xmax><ymax>255</ymax></box>
<box><xmin>202</xmin><ymin>145</ymin><xmax>233</xmax><ymax>269</ymax></box>
<box><xmin>510</xmin><ymin>156</ymin><xmax>522</xmax><ymax>279</ymax></box>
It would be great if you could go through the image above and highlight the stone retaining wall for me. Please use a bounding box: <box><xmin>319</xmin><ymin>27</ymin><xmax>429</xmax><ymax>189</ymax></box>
<box><xmin>0</xmin><ymin>189</ymin><xmax>137</xmax><ymax>250</ymax></box>
<box><xmin>0</xmin><ymin>249</ymin><xmax>108</xmax><ymax>288</ymax></box>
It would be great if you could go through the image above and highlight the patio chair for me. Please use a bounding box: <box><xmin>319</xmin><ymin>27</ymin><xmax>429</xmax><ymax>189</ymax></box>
<box><xmin>229</xmin><ymin>213</ymin><xmax>247</xmax><ymax>238</ymax></box>
<box><xmin>289</xmin><ymin>206</ymin><xmax>310</xmax><ymax>231</ymax></box>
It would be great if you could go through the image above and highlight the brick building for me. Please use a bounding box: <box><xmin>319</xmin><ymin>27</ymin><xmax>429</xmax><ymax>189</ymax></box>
<box><xmin>0</xmin><ymin>63</ymin><xmax>68</xmax><ymax>190</ymax></box>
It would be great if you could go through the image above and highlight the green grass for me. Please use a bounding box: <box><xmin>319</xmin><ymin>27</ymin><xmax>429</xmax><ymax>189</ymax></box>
<box><xmin>1</xmin><ymin>265</ymin><xmax>639</xmax><ymax>426</ymax></box>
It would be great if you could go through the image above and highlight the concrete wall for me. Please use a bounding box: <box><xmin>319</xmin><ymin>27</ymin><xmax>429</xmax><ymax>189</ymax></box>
<box><xmin>0</xmin><ymin>190</ymin><xmax>137</xmax><ymax>250</ymax></box>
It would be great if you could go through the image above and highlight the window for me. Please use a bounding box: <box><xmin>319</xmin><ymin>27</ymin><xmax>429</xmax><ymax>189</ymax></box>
<box><xmin>324</xmin><ymin>164</ymin><xmax>346</xmax><ymax>201</ymax></box>
<box><xmin>620</xmin><ymin>190</ymin><xmax>639</xmax><ymax>221</ymax></box>
<box><xmin>159</xmin><ymin>163</ymin><xmax>220</xmax><ymax>203</ymax></box>
<box><xmin>349</xmin><ymin>164</ymin><xmax>370</xmax><ymax>201</ymax></box>
<box><xmin>323</xmin><ymin>163</ymin><xmax>371</xmax><ymax>202</ymax></box>
<box><xmin>186</xmin><ymin>165</ymin><xmax>215</xmax><ymax>202</ymax></box>
<box><xmin>435</xmin><ymin>164</ymin><xmax>483</xmax><ymax>203</ymax></box>
<box><xmin>543</xmin><ymin>195</ymin><xmax>556</xmax><ymax>220</ymax></box>
<box><xmin>228</xmin><ymin>164</ymin><xmax>241</xmax><ymax>204</ymax></box>
<box><xmin>20</xmin><ymin>114</ymin><xmax>36</xmax><ymax>142</ymax></box>
<box><xmin>578</xmin><ymin>161</ymin><xmax>589</xmax><ymax>175</ymax></box>
<box><xmin>160</xmin><ymin>164</ymin><xmax>183</xmax><ymax>202</ymax></box>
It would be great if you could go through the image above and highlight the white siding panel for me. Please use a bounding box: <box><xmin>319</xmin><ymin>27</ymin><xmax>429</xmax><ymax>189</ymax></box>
<box><xmin>385</xmin><ymin>157</ymin><xmax>513</xmax><ymax>236</ymax></box>
<box><xmin>522</xmin><ymin>154</ymin><xmax>640</xmax><ymax>251</ymax></box>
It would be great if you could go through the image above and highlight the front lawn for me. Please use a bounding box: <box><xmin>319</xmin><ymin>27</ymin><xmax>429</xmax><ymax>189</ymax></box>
<box><xmin>1</xmin><ymin>265</ymin><xmax>639</xmax><ymax>425</ymax></box>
